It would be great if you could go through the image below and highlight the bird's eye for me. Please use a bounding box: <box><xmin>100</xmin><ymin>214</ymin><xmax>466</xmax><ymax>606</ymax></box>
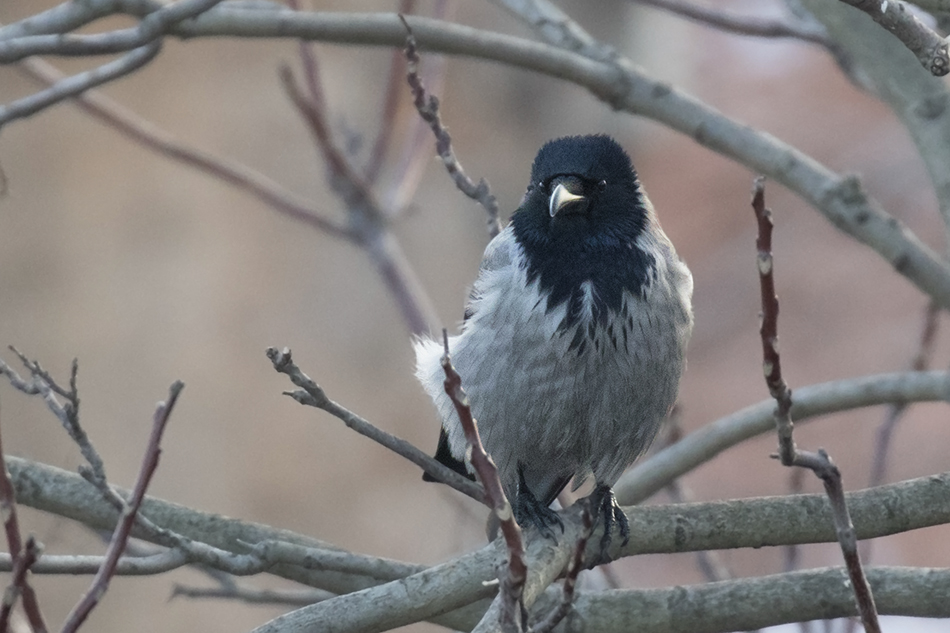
<box><xmin>597</xmin><ymin>180</ymin><xmax>607</xmax><ymax>191</ymax></box>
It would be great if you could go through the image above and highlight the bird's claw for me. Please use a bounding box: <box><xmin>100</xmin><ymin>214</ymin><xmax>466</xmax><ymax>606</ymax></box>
<box><xmin>590</xmin><ymin>484</ymin><xmax>629</xmax><ymax>562</ymax></box>
<box><xmin>515</xmin><ymin>488</ymin><xmax>565</xmax><ymax>542</ymax></box>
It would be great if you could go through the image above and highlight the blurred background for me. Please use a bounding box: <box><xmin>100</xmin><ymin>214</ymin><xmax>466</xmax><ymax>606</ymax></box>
<box><xmin>1</xmin><ymin>0</ymin><xmax>949</xmax><ymax>631</ymax></box>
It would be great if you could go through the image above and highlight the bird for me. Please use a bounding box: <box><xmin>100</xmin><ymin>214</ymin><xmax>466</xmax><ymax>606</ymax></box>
<box><xmin>414</xmin><ymin>134</ymin><xmax>693</xmax><ymax>552</ymax></box>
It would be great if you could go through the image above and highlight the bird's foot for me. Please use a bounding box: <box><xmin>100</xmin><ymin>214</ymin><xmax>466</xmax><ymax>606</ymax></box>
<box><xmin>588</xmin><ymin>483</ymin><xmax>629</xmax><ymax>562</ymax></box>
<box><xmin>514</xmin><ymin>488</ymin><xmax>564</xmax><ymax>542</ymax></box>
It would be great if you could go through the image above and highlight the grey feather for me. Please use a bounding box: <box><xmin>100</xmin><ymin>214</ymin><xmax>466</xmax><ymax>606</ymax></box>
<box><xmin>414</xmin><ymin>192</ymin><xmax>693</xmax><ymax>507</ymax></box>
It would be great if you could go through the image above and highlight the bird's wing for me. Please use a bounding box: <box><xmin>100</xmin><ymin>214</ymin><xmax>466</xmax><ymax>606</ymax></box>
<box><xmin>422</xmin><ymin>427</ymin><xmax>475</xmax><ymax>482</ymax></box>
<box><xmin>463</xmin><ymin>227</ymin><xmax>516</xmax><ymax>322</ymax></box>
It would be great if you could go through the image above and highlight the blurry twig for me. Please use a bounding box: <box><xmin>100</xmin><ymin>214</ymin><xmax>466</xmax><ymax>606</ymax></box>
<box><xmin>279</xmin><ymin>55</ymin><xmax>439</xmax><ymax>336</ymax></box>
<box><xmin>401</xmin><ymin>16</ymin><xmax>503</xmax><ymax>238</ymax></box>
<box><xmin>365</xmin><ymin>0</ymin><xmax>417</xmax><ymax>183</ymax></box>
<box><xmin>868</xmin><ymin>301</ymin><xmax>940</xmax><ymax>490</ymax></box>
<box><xmin>172</xmin><ymin>583</ymin><xmax>335</xmax><ymax>606</ymax></box>
<box><xmin>630</xmin><ymin>0</ymin><xmax>830</xmax><ymax>45</ymax></box>
<box><xmin>0</xmin><ymin>396</ymin><xmax>47</xmax><ymax>633</ymax></box>
<box><xmin>858</xmin><ymin>300</ymin><xmax>940</xmax><ymax>572</ymax></box>
<box><xmin>658</xmin><ymin>411</ymin><xmax>737</xmax><ymax>584</ymax></box>
<box><xmin>0</xmin><ymin>41</ymin><xmax>156</xmax><ymax>127</ymax></box>
<box><xmin>15</xmin><ymin>57</ymin><xmax>350</xmax><ymax>239</ymax></box>
<box><xmin>752</xmin><ymin>178</ymin><xmax>881</xmax><ymax>633</ymax></box>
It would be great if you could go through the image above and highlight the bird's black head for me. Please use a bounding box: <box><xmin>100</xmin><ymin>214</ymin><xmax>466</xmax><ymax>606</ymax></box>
<box><xmin>512</xmin><ymin>135</ymin><xmax>657</xmax><ymax>340</ymax></box>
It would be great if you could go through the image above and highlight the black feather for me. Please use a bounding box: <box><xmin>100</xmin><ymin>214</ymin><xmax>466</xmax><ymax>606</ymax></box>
<box><xmin>512</xmin><ymin>135</ymin><xmax>657</xmax><ymax>336</ymax></box>
<box><xmin>422</xmin><ymin>427</ymin><xmax>474</xmax><ymax>482</ymax></box>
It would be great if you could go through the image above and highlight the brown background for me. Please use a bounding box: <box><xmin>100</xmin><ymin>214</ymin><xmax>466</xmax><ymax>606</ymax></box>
<box><xmin>1</xmin><ymin>1</ymin><xmax>948</xmax><ymax>631</ymax></box>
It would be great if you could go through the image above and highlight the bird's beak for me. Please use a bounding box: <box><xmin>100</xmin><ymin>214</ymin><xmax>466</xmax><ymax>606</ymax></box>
<box><xmin>549</xmin><ymin>183</ymin><xmax>587</xmax><ymax>218</ymax></box>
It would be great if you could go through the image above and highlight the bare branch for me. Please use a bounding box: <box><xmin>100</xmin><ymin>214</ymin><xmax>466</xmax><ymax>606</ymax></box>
<box><xmin>616</xmin><ymin>369</ymin><xmax>950</xmax><ymax>504</ymax></box>
<box><xmin>869</xmin><ymin>301</ymin><xmax>940</xmax><ymax>489</ymax></box>
<box><xmin>568</xmin><ymin>566</ymin><xmax>950</xmax><ymax>633</ymax></box>
<box><xmin>4</xmin><ymin>8</ymin><xmax>949</xmax><ymax>307</ymax></box>
<box><xmin>630</xmin><ymin>0</ymin><xmax>830</xmax><ymax>44</ymax></box>
<box><xmin>266</xmin><ymin>346</ymin><xmax>486</xmax><ymax>504</ymax></box>
<box><xmin>0</xmin><ymin>0</ymin><xmax>224</xmax><ymax>62</ymax></box>
<box><xmin>171</xmin><ymin>583</ymin><xmax>335</xmax><ymax>606</ymax></box>
<box><xmin>752</xmin><ymin>178</ymin><xmax>881</xmax><ymax>633</ymax></box>
<box><xmin>401</xmin><ymin>16</ymin><xmax>503</xmax><ymax>238</ymax></box>
<box><xmin>364</xmin><ymin>0</ymin><xmax>415</xmax><ymax>184</ymax></box>
<box><xmin>839</xmin><ymin>0</ymin><xmax>949</xmax><ymax>75</ymax></box>
<box><xmin>61</xmin><ymin>381</ymin><xmax>184</xmax><ymax>633</ymax></box>
<box><xmin>0</xmin><ymin>41</ymin><xmax>161</xmax><ymax>128</ymax></box>
<box><xmin>7</xmin><ymin>453</ymin><xmax>950</xmax><ymax>631</ymax></box>
<box><xmin>13</xmin><ymin>57</ymin><xmax>351</xmax><ymax>239</ymax></box>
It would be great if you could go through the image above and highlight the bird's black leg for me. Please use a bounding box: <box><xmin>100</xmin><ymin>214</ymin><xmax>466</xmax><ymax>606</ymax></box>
<box><xmin>589</xmin><ymin>483</ymin><xmax>630</xmax><ymax>560</ymax></box>
<box><xmin>514</xmin><ymin>464</ymin><xmax>564</xmax><ymax>541</ymax></box>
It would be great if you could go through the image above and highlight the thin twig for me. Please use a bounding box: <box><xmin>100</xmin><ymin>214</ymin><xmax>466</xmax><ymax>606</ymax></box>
<box><xmin>752</xmin><ymin>178</ymin><xmax>881</xmax><ymax>633</ymax></box>
<box><xmin>631</xmin><ymin>0</ymin><xmax>830</xmax><ymax>45</ymax></box>
<box><xmin>364</xmin><ymin>0</ymin><xmax>415</xmax><ymax>184</ymax></box>
<box><xmin>266</xmin><ymin>346</ymin><xmax>486</xmax><ymax>504</ymax></box>
<box><xmin>658</xmin><ymin>411</ymin><xmax>737</xmax><ymax>584</ymax></box>
<box><xmin>401</xmin><ymin>15</ymin><xmax>503</xmax><ymax>238</ymax></box>
<box><xmin>440</xmin><ymin>330</ymin><xmax>526</xmax><ymax>632</ymax></box>
<box><xmin>279</xmin><ymin>62</ymin><xmax>438</xmax><ymax>336</ymax></box>
<box><xmin>0</xmin><ymin>398</ymin><xmax>48</xmax><ymax>633</ymax></box>
<box><xmin>859</xmin><ymin>300</ymin><xmax>940</xmax><ymax>570</ymax></box>
<box><xmin>60</xmin><ymin>381</ymin><xmax>184</xmax><ymax>633</ymax></box>
<box><xmin>868</xmin><ymin>300</ymin><xmax>940</xmax><ymax>489</ymax></box>
<box><xmin>0</xmin><ymin>349</ymin><xmax>113</xmax><ymax>495</ymax></box>
<box><xmin>278</xmin><ymin>64</ymin><xmax>381</xmax><ymax>222</ymax></box>
<box><xmin>171</xmin><ymin>583</ymin><xmax>335</xmax><ymax>606</ymax></box>
<box><xmin>0</xmin><ymin>0</ymin><xmax>223</xmax><ymax>62</ymax></box>
<box><xmin>14</xmin><ymin>57</ymin><xmax>350</xmax><ymax>239</ymax></box>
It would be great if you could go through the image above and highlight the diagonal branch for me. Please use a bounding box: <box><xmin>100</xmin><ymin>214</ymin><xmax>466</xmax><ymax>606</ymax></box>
<box><xmin>266</xmin><ymin>346</ymin><xmax>486</xmax><ymax>504</ymax></box>
<box><xmin>0</xmin><ymin>40</ymin><xmax>161</xmax><ymax>128</ymax></box>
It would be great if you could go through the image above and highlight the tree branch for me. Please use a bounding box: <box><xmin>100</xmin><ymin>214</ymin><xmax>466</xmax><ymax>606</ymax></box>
<box><xmin>615</xmin><ymin>370</ymin><xmax>950</xmax><ymax>504</ymax></box>
<box><xmin>266</xmin><ymin>346</ymin><xmax>487</xmax><ymax>504</ymax></box>
<box><xmin>567</xmin><ymin>566</ymin><xmax>950</xmax><ymax>633</ymax></box>
<box><xmin>630</xmin><ymin>0</ymin><xmax>830</xmax><ymax>45</ymax></box>
<box><xmin>838</xmin><ymin>0</ymin><xmax>949</xmax><ymax>75</ymax></box>
<box><xmin>401</xmin><ymin>17</ymin><xmax>502</xmax><ymax>237</ymax></box>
